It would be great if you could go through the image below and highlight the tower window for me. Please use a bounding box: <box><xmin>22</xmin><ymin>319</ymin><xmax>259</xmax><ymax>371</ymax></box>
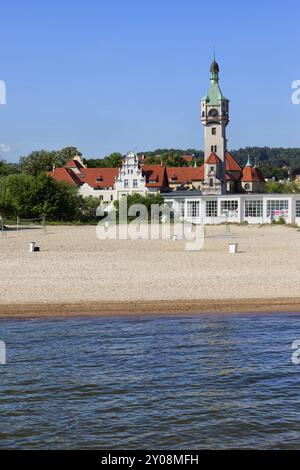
<box><xmin>202</xmin><ymin>111</ymin><xmax>205</xmax><ymax>117</ymax></box>
<box><xmin>209</xmin><ymin>178</ymin><xmax>214</xmax><ymax>187</ymax></box>
<box><xmin>212</xmin><ymin>127</ymin><xmax>216</xmax><ymax>135</ymax></box>
<box><xmin>208</xmin><ymin>108</ymin><xmax>218</xmax><ymax>117</ymax></box>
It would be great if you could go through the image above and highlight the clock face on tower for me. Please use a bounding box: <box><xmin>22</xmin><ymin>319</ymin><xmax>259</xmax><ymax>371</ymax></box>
<box><xmin>208</xmin><ymin>108</ymin><xmax>219</xmax><ymax>117</ymax></box>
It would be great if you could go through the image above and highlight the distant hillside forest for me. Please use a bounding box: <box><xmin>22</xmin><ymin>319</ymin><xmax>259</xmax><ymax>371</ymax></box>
<box><xmin>1</xmin><ymin>146</ymin><xmax>300</xmax><ymax>182</ymax></box>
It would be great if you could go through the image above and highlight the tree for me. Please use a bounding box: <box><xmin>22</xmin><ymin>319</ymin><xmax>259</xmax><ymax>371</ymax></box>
<box><xmin>0</xmin><ymin>159</ymin><xmax>19</xmax><ymax>176</ymax></box>
<box><xmin>0</xmin><ymin>173</ymin><xmax>78</xmax><ymax>220</ymax></box>
<box><xmin>58</xmin><ymin>146</ymin><xmax>82</xmax><ymax>161</ymax></box>
<box><xmin>114</xmin><ymin>193</ymin><xmax>165</xmax><ymax>221</ymax></box>
<box><xmin>266</xmin><ymin>180</ymin><xmax>300</xmax><ymax>193</ymax></box>
<box><xmin>85</xmin><ymin>152</ymin><xmax>122</xmax><ymax>168</ymax></box>
<box><xmin>76</xmin><ymin>196</ymin><xmax>100</xmax><ymax>222</ymax></box>
<box><xmin>19</xmin><ymin>146</ymin><xmax>82</xmax><ymax>176</ymax></box>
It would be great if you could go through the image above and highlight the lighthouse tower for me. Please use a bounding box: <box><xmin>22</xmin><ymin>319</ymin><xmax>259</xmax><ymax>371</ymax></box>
<box><xmin>201</xmin><ymin>58</ymin><xmax>229</xmax><ymax>194</ymax></box>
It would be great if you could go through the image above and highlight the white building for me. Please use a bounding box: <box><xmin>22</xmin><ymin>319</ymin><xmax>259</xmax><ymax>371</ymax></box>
<box><xmin>51</xmin><ymin>152</ymin><xmax>169</xmax><ymax>206</ymax></box>
<box><xmin>163</xmin><ymin>192</ymin><xmax>300</xmax><ymax>226</ymax></box>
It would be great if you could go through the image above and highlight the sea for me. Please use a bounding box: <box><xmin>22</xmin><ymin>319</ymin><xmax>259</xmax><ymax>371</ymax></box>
<box><xmin>1</xmin><ymin>313</ymin><xmax>300</xmax><ymax>449</ymax></box>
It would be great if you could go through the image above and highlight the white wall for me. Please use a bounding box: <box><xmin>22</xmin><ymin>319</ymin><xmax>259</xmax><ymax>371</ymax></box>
<box><xmin>163</xmin><ymin>194</ymin><xmax>300</xmax><ymax>226</ymax></box>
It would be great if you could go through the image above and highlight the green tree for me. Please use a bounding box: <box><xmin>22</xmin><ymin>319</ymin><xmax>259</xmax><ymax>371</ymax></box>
<box><xmin>0</xmin><ymin>173</ymin><xmax>78</xmax><ymax>220</ymax></box>
<box><xmin>114</xmin><ymin>193</ymin><xmax>165</xmax><ymax>221</ymax></box>
<box><xmin>19</xmin><ymin>146</ymin><xmax>82</xmax><ymax>176</ymax></box>
<box><xmin>0</xmin><ymin>159</ymin><xmax>20</xmax><ymax>176</ymax></box>
<box><xmin>76</xmin><ymin>196</ymin><xmax>100</xmax><ymax>222</ymax></box>
<box><xmin>266</xmin><ymin>180</ymin><xmax>300</xmax><ymax>193</ymax></box>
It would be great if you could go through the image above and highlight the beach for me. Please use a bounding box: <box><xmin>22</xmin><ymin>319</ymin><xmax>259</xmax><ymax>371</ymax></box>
<box><xmin>1</xmin><ymin>224</ymin><xmax>300</xmax><ymax>317</ymax></box>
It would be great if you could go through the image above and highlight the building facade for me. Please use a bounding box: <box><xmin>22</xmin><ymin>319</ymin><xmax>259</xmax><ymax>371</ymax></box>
<box><xmin>163</xmin><ymin>192</ymin><xmax>300</xmax><ymax>226</ymax></box>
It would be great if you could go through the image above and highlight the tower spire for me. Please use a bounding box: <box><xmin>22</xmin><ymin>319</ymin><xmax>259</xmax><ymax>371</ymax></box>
<box><xmin>210</xmin><ymin>54</ymin><xmax>219</xmax><ymax>83</ymax></box>
<box><xmin>246</xmin><ymin>155</ymin><xmax>253</xmax><ymax>167</ymax></box>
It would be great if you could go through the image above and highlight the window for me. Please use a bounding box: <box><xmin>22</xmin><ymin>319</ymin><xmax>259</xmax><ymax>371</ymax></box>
<box><xmin>187</xmin><ymin>201</ymin><xmax>200</xmax><ymax>218</ymax></box>
<box><xmin>245</xmin><ymin>200</ymin><xmax>263</xmax><ymax>218</ymax></box>
<box><xmin>267</xmin><ymin>200</ymin><xmax>289</xmax><ymax>218</ymax></box>
<box><xmin>221</xmin><ymin>200</ymin><xmax>239</xmax><ymax>215</ymax></box>
<box><xmin>210</xmin><ymin>166</ymin><xmax>214</xmax><ymax>172</ymax></box>
<box><xmin>296</xmin><ymin>200</ymin><xmax>300</xmax><ymax>217</ymax></box>
<box><xmin>211</xmin><ymin>145</ymin><xmax>217</xmax><ymax>153</ymax></box>
<box><xmin>179</xmin><ymin>201</ymin><xmax>185</xmax><ymax>217</ymax></box>
<box><xmin>99</xmin><ymin>195</ymin><xmax>104</xmax><ymax>201</ymax></box>
<box><xmin>206</xmin><ymin>200</ymin><xmax>217</xmax><ymax>217</ymax></box>
<box><xmin>110</xmin><ymin>195</ymin><xmax>114</xmax><ymax>201</ymax></box>
<box><xmin>209</xmin><ymin>178</ymin><xmax>214</xmax><ymax>187</ymax></box>
<box><xmin>212</xmin><ymin>127</ymin><xmax>216</xmax><ymax>135</ymax></box>
<box><xmin>133</xmin><ymin>179</ymin><xmax>138</xmax><ymax>188</ymax></box>
<box><xmin>124</xmin><ymin>179</ymin><xmax>129</xmax><ymax>188</ymax></box>
<box><xmin>208</xmin><ymin>108</ymin><xmax>218</xmax><ymax>117</ymax></box>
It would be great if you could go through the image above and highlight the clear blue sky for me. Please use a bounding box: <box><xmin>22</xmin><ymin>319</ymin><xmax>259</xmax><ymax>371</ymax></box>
<box><xmin>0</xmin><ymin>0</ymin><xmax>299</xmax><ymax>162</ymax></box>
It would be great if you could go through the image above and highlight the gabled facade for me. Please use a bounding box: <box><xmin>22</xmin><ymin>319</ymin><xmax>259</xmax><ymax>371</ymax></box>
<box><xmin>50</xmin><ymin>152</ymin><xmax>169</xmax><ymax>204</ymax></box>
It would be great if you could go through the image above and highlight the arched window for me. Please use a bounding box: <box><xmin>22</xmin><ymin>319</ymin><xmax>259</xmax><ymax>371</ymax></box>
<box><xmin>208</xmin><ymin>108</ymin><xmax>218</xmax><ymax>117</ymax></box>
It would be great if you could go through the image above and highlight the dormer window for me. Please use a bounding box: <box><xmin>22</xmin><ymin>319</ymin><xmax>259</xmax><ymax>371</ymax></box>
<box><xmin>96</xmin><ymin>176</ymin><xmax>103</xmax><ymax>183</ymax></box>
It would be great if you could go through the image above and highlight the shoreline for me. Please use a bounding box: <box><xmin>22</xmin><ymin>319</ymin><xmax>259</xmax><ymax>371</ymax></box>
<box><xmin>1</xmin><ymin>297</ymin><xmax>300</xmax><ymax>318</ymax></box>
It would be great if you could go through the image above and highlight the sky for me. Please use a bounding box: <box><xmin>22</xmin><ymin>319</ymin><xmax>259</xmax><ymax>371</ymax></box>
<box><xmin>0</xmin><ymin>0</ymin><xmax>300</xmax><ymax>162</ymax></box>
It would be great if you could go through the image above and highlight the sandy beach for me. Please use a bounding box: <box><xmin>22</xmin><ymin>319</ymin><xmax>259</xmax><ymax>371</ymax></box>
<box><xmin>1</xmin><ymin>224</ymin><xmax>300</xmax><ymax>317</ymax></box>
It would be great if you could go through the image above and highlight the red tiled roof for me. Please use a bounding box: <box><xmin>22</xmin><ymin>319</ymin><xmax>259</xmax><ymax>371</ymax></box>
<box><xmin>142</xmin><ymin>165</ymin><xmax>168</xmax><ymax>188</ymax></box>
<box><xmin>65</xmin><ymin>159</ymin><xmax>85</xmax><ymax>169</ymax></box>
<box><xmin>166</xmin><ymin>166</ymin><xmax>204</xmax><ymax>184</ymax></box>
<box><xmin>225</xmin><ymin>152</ymin><xmax>242</xmax><ymax>172</ymax></box>
<box><xmin>242</xmin><ymin>166</ymin><xmax>265</xmax><ymax>183</ymax></box>
<box><xmin>79</xmin><ymin>168</ymin><xmax>119</xmax><ymax>189</ymax></box>
<box><xmin>49</xmin><ymin>168</ymin><xmax>82</xmax><ymax>186</ymax></box>
<box><xmin>205</xmin><ymin>153</ymin><xmax>222</xmax><ymax>164</ymax></box>
<box><xmin>182</xmin><ymin>154</ymin><xmax>193</xmax><ymax>162</ymax></box>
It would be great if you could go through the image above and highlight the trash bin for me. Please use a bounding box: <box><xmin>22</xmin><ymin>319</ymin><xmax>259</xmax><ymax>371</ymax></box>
<box><xmin>228</xmin><ymin>243</ymin><xmax>238</xmax><ymax>254</ymax></box>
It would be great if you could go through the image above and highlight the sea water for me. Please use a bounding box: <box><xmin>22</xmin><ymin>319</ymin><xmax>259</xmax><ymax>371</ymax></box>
<box><xmin>0</xmin><ymin>313</ymin><xmax>300</xmax><ymax>449</ymax></box>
